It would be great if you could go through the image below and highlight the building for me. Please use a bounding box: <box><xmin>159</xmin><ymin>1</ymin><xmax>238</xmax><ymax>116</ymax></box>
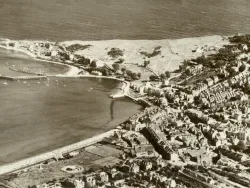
<box><xmin>131</xmin><ymin>162</ymin><xmax>140</xmax><ymax>173</ymax></box>
<box><xmin>226</xmin><ymin>125</ymin><xmax>250</xmax><ymax>142</ymax></box>
<box><xmin>83</xmin><ymin>174</ymin><xmax>96</xmax><ymax>187</ymax></box>
<box><xmin>141</xmin><ymin>161</ymin><xmax>153</xmax><ymax>171</ymax></box>
<box><xmin>62</xmin><ymin>178</ymin><xmax>85</xmax><ymax>188</ymax></box>
<box><xmin>205</xmin><ymin>78</ymin><xmax>214</xmax><ymax>87</ymax></box>
<box><xmin>99</xmin><ymin>171</ymin><xmax>109</xmax><ymax>182</ymax></box>
<box><xmin>219</xmin><ymin>147</ymin><xmax>248</xmax><ymax>162</ymax></box>
<box><xmin>90</xmin><ymin>70</ymin><xmax>102</xmax><ymax>76</ymax></box>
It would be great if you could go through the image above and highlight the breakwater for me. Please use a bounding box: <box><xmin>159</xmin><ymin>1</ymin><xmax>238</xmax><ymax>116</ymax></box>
<box><xmin>0</xmin><ymin>75</ymin><xmax>47</xmax><ymax>81</ymax></box>
<box><xmin>0</xmin><ymin>130</ymin><xmax>115</xmax><ymax>175</ymax></box>
<box><xmin>9</xmin><ymin>67</ymin><xmax>46</xmax><ymax>76</ymax></box>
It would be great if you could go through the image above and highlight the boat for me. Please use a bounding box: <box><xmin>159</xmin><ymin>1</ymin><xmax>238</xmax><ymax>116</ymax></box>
<box><xmin>3</xmin><ymin>80</ymin><xmax>8</xmax><ymax>85</ymax></box>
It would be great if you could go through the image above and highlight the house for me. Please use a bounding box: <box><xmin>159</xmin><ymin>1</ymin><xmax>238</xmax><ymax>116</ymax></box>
<box><xmin>141</xmin><ymin>161</ymin><xmax>153</xmax><ymax>171</ymax></box>
<box><xmin>62</xmin><ymin>178</ymin><xmax>85</xmax><ymax>188</ymax></box>
<box><xmin>51</xmin><ymin>50</ymin><xmax>58</xmax><ymax>57</ymax></box>
<box><xmin>83</xmin><ymin>174</ymin><xmax>96</xmax><ymax>187</ymax></box>
<box><xmin>133</xmin><ymin>144</ymin><xmax>156</xmax><ymax>158</ymax></box>
<box><xmin>99</xmin><ymin>171</ymin><xmax>109</xmax><ymax>182</ymax></box>
<box><xmin>90</xmin><ymin>70</ymin><xmax>102</xmax><ymax>76</ymax></box>
<box><xmin>181</xmin><ymin>147</ymin><xmax>214</xmax><ymax>166</ymax></box>
<box><xmin>205</xmin><ymin>78</ymin><xmax>214</xmax><ymax>87</ymax></box>
<box><xmin>212</xmin><ymin>76</ymin><xmax>219</xmax><ymax>83</ymax></box>
<box><xmin>134</xmin><ymin>123</ymin><xmax>146</xmax><ymax>132</ymax></box>
<box><xmin>110</xmin><ymin>168</ymin><xmax>119</xmax><ymax>178</ymax></box>
<box><xmin>113</xmin><ymin>179</ymin><xmax>125</xmax><ymax>187</ymax></box>
<box><xmin>131</xmin><ymin>162</ymin><xmax>140</xmax><ymax>173</ymax></box>
<box><xmin>227</xmin><ymin>126</ymin><xmax>250</xmax><ymax>142</ymax></box>
<box><xmin>156</xmin><ymin>158</ymin><xmax>167</xmax><ymax>168</ymax></box>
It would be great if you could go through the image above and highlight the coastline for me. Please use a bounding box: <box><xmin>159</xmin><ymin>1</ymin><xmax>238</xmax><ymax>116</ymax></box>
<box><xmin>0</xmin><ymin>35</ymin><xmax>229</xmax><ymax>176</ymax></box>
<box><xmin>0</xmin><ymin>129</ymin><xmax>116</xmax><ymax>175</ymax></box>
<box><xmin>0</xmin><ymin>45</ymin><xmax>81</xmax><ymax>76</ymax></box>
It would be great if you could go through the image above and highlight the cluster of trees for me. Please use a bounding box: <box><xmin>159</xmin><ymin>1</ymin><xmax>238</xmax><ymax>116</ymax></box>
<box><xmin>229</xmin><ymin>34</ymin><xmax>250</xmax><ymax>44</ymax></box>
<box><xmin>126</xmin><ymin>69</ymin><xmax>141</xmax><ymax>80</ymax></box>
<box><xmin>108</xmin><ymin>48</ymin><xmax>124</xmax><ymax>58</ymax></box>
<box><xmin>191</xmin><ymin>45</ymin><xmax>240</xmax><ymax>70</ymax></box>
<box><xmin>114</xmin><ymin>58</ymin><xmax>124</xmax><ymax>64</ymax></box>
<box><xmin>236</xmin><ymin>140</ymin><xmax>247</xmax><ymax>152</ymax></box>
<box><xmin>140</xmin><ymin>46</ymin><xmax>161</xmax><ymax>58</ymax></box>
<box><xmin>143</xmin><ymin>60</ymin><xmax>150</xmax><ymax>67</ymax></box>
<box><xmin>112</xmin><ymin>63</ymin><xmax>120</xmax><ymax>72</ymax></box>
<box><xmin>74</xmin><ymin>56</ymin><xmax>91</xmax><ymax>66</ymax></box>
<box><xmin>58</xmin><ymin>51</ymin><xmax>70</xmax><ymax>61</ymax></box>
<box><xmin>66</xmin><ymin>44</ymin><xmax>92</xmax><ymax>52</ymax></box>
<box><xmin>150</xmin><ymin>71</ymin><xmax>170</xmax><ymax>81</ymax></box>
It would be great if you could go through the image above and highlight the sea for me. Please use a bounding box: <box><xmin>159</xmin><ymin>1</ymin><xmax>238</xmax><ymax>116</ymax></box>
<box><xmin>0</xmin><ymin>0</ymin><xmax>250</xmax><ymax>164</ymax></box>
<box><xmin>0</xmin><ymin>0</ymin><xmax>249</xmax><ymax>41</ymax></box>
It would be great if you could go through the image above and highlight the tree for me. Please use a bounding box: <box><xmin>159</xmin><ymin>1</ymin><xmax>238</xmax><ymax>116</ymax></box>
<box><xmin>102</xmin><ymin>68</ymin><xmax>109</xmax><ymax>76</ymax></box>
<box><xmin>237</xmin><ymin>140</ymin><xmax>247</xmax><ymax>151</ymax></box>
<box><xmin>90</xmin><ymin>60</ymin><xmax>97</xmax><ymax>68</ymax></box>
<box><xmin>149</xmin><ymin>74</ymin><xmax>159</xmax><ymax>81</ymax></box>
<box><xmin>196</xmin><ymin>55</ymin><xmax>207</xmax><ymax>65</ymax></box>
<box><xmin>112</xmin><ymin>63</ymin><xmax>120</xmax><ymax>71</ymax></box>
<box><xmin>144</xmin><ymin>60</ymin><xmax>150</xmax><ymax>67</ymax></box>
<box><xmin>239</xmin><ymin>63</ymin><xmax>246</xmax><ymax>72</ymax></box>
<box><xmin>165</xmin><ymin>71</ymin><xmax>171</xmax><ymax>78</ymax></box>
<box><xmin>131</xmin><ymin>72</ymin><xmax>138</xmax><ymax>80</ymax></box>
<box><xmin>137</xmin><ymin>73</ymin><xmax>141</xmax><ymax>79</ymax></box>
<box><xmin>160</xmin><ymin>73</ymin><xmax>166</xmax><ymax>81</ymax></box>
<box><xmin>115</xmin><ymin>58</ymin><xmax>124</xmax><ymax>64</ymax></box>
<box><xmin>227</xmin><ymin>67</ymin><xmax>237</xmax><ymax>76</ymax></box>
<box><xmin>126</xmin><ymin>70</ymin><xmax>133</xmax><ymax>76</ymax></box>
<box><xmin>121</xmin><ymin>67</ymin><xmax>126</xmax><ymax>73</ymax></box>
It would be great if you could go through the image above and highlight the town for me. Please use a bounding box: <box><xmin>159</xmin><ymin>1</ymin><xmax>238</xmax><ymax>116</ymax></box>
<box><xmin>2</xmin><ymin>34</ymin><xmax>250</xmax><ymax>188</ymax></box>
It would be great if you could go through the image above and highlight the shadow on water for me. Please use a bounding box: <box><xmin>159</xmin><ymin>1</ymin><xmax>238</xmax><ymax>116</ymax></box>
<box><xmin>104</xmin><ymin>99</ymin><xmax>115</xmax><ymax>125</ymax></box>
<box><xmin>110</xmin><ymin>100</ymin><xmax>115</xmax><ymax>120</ymax></box>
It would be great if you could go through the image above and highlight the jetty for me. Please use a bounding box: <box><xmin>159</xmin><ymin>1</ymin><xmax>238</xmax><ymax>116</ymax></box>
<box><xmin>110</xmin><ymin>81</ymin><xmax>130</xmax><ymax>99</ymax></box>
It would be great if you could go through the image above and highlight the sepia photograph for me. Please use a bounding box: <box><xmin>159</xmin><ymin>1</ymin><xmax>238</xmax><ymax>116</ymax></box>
<box><xmin>0</xmin><ymin>0</ymin><xmax>250</xmax><ymax>187</ymax></box>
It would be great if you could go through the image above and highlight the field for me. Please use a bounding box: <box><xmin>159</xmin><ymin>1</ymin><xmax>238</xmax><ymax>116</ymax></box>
<box><xmin>3</xmin><ymin>144</ymin><xmax>122</xmax><ymax>188</ymax></box>
<box><xmin>61</xmin><ymin>35</ymin><xmax>229</xmax><ymax>75</ymax></box>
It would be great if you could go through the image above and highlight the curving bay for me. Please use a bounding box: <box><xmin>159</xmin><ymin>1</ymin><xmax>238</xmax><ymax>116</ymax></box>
<box><xmin>0</xmin><ymin>49</ymin><xmax>141</xmax><ymax>164</ymax></box>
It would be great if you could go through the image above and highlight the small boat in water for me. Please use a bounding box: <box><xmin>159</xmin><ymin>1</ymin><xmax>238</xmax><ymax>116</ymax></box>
<box><xmin>3</xmin><ymin>80</ymin><xmax>8</xmax><ymax>85</ymax></box>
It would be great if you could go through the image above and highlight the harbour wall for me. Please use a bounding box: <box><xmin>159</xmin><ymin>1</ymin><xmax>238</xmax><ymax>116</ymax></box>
<box><xmin>0</xmin><ymin>129</ymin><xmax>115</xmax><ymax>175</ymax></box>
<box><xmin>0</xmin><ymin>75</ymin><xmax>47</xmax><ymax>80</ymax></box>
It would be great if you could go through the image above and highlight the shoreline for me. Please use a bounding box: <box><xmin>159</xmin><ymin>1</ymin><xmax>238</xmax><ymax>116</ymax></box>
<box><xmin>0</xmin><ymin>35</ymin><xmax>229</xmax><ymax>176</ymax></box>
<box><xmin>0</xmin><ymin>129</ymin><xmax>116</xmax><ymax>175</ymax></box>
<box><xmin>0</xmin><ymin>45</ymin><xmax>81</xmax><ymax>76</ymax></box>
